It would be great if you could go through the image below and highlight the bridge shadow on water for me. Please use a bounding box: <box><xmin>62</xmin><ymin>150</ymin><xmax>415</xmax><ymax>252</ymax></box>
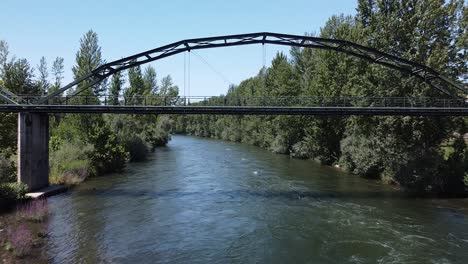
<box><xmin>75</xmin><ymin>188</ymin><xmax>419</xmax><ymax>201</ymax></box>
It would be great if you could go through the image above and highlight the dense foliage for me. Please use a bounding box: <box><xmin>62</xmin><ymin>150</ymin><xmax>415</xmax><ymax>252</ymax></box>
<box><xmin>175</xmin><ymin>0</ymin><xmax>468</xmax><ymax>196</ymax></box>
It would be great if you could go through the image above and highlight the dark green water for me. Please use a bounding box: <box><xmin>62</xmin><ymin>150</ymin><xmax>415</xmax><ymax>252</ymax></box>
<box><xmin>46</xmin><ymin>135</ymin><xmax>468</xmax><ymax>263</ymax></box>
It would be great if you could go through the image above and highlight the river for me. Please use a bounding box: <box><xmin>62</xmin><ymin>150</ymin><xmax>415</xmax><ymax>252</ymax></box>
<box><xmin>45</xmin><ymin>135</ymin><xmax>468</xmax><ymax>263</ymax></box>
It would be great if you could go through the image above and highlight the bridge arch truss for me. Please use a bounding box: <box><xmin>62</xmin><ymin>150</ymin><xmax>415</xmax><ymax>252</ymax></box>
<box><xmin>1</xmin><ymin>32</ymin><xmax>466</xmax><ymax>105</ymax></box>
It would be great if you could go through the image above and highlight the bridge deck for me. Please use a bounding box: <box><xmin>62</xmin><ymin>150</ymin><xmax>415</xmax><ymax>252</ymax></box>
<box><xmin>1</xmin><ymin>105</ymin><xmax>467</xmax><ymax>116</ymax></box>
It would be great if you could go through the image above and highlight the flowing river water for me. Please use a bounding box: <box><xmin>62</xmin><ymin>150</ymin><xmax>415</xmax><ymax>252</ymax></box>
<box><xmin>46</xmin><ymin>135</ymin><xmax>468</xmax><ymax>263</ymax></box>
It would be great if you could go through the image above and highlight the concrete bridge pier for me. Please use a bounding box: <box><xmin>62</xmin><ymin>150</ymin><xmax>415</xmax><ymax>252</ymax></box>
<box><xmin>17</xmin><ymin>112</ymin><xmax>49</xmax><ymax>191</ymax></box>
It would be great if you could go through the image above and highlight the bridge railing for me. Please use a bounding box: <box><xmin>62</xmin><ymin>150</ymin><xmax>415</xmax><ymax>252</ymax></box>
<box><xmin>3</xmin><ymin>95</ymin><xmax>468</xmax><ymax>108</ymax></box>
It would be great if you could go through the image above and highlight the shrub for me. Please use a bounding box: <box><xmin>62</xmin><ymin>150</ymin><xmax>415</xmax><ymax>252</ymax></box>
<box><xmin>464</xmin><ymin>173</ymin><xmax>468</xmax><ymax>188</ymax></box>
<box><xmin>290</xmin><ymin>141</ymin><xmax>312</xmax><ymax>159</ymax></box>
<box><xmin>125</xmin><ymin>135</ymin><xmax>149</xmax><ymax>162</ymax></box>
<box><xmin>145</xmin><ymin>116</ymin><xmax>173</xmax><ymax>149</ymax></box>
<box><xmin>339</xmin><ymin>135</ymin><xmax>385</xmax><ymax>178</ymax></box>
<box><xmin>393</xmin><ymin>152</ymin><xmax>444</xmax><ymax>194</ymax></box>
<box><xmin>49</xmin><ymin>141</ymin><xmax>93</xmax><ymax>185</ymax></box>
<box><xmin>0</xmin><ymin>182</ymin><xmax>28</xmax><ymax>211</ymax></box>
<box><xmin>440</xmin><ymin>137</ymin><xmax>468</xmax><ymax>196</ymax></box>
<box><xmin>0</xmin><ymin>182</ymin><xmax>28</xmax><ymax>201</ymax></box>
<box><xmin>0</xmin><ymin>152</ymin><xmax>16</xmax><ymax>183</ymax></box>
<box><xmin>108</xmin><ymin>114</ymin><xmax>173</xmax><ymax>154</ymax></box>
<box><xmin>88</xmin><ymin>123</ymin><xmax>128</xmax><ymax>175</ymax></box>
<box><xmin>270</xmin><ymin>134</ymin><xmax>289</xmax><ymax>154</ymax></box>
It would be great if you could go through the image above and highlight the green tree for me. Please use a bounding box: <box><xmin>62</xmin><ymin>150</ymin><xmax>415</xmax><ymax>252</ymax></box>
<box><xmin>88</xmin><ymin>123</ymin><xmax>128</xmax><ymax>174</ymax></box>
<box><xmin>356</xmin><ymin>0</ymin><xmax>375</xmax><ymax>27</ymax></box>
<box><xmin>442</xmin><ymin>137</ymin><xmax>468</xmax><ymax>196</ymax></box>
<box><xmin>293</xmin><ymin>15</ymin><xmax>359</xmax><ymax>164</ymax></box>
<box><xmin>109</xmin><ymin>71</ymin><xmax>124</xmax><ymax>105</ymax></box>
<box><xmin>2</xmin><ymin>59</ymin><xmax>39</xmax><ymax>95</ymax></box>
<box><xmin>339</xmin><ymin>0</ymin><xmax>467</xmax><ymax>194</ymax></box>
<box><xmin>143</xmin><ymin>65</ymin><xmax>158</xmax><ymax>95</ymax></box>
<box><xmin>50</xmin><ymin>57</ymin><xmax>64</xmax><ymax>94</ymax></box>
<box><xmin>126</xmin><ymin>65</ymin><xmax>144</xmax><ymax>96</ymax></box>
<box><xmin>124</xmin><ymin>64</ymin><xmax>145</xmax><ymax>105</ymax></box>
<box><xmin>72</xmin><ymin>30</ymin><xmax>104</xmax><ymax>98</ymax></box>
<box><xmin>0</xmin><ymin>41</ymin><xmax>17</xmax><ymax>154</ymax></box>
<box><xmin>159</xmin><ymin>75</ymin><xmax>179</xmax><ymax>105</ymax></box>
<box><xmin>69</xmin><ymin>30</ymin><xmax>104</xmax><ymax>137</ymax></box>
<box><xmin>0</xmin><ymin>57</ymin><xmax>39</xmax><ymax>153</ymax></box>
<box><xmin>0</xmin><ymin>40</ymin><xmax>9</xmax><ymax>74</ymax></box>
<box><xmin>37</xmin><ymin>56</ymin><xmax>49</xmax><ymax>95</ymax></box>
<box><xmin>265</xmin><ymin>52</ymin><xmax>299</xmax><ymax>97</ymax></box>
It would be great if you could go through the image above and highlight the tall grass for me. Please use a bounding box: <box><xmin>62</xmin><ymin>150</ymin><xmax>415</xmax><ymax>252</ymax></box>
<box><xmin>49</xmin><ymin>141</ymin><xmax>94</xmax><ymax>185</ymax></box>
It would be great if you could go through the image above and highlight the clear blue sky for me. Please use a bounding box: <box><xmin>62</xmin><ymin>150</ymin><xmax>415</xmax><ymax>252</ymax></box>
<box><xmin>2</xmin><ymin>0</ymin><xmax>357</xmax><ymax>96</ymax></box>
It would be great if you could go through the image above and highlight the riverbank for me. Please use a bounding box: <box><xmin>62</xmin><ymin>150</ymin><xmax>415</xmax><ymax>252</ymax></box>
<box><xmin>0</xmin><ymin>199</ymin><xmax>49</xmax><ymax>263</ymax></box>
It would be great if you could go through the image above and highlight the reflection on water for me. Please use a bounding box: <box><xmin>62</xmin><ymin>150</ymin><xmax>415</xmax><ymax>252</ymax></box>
<box><xmin>46</xmin><ymin>135</ymin><xmax>468</xmax><ymax>264</ymax></box>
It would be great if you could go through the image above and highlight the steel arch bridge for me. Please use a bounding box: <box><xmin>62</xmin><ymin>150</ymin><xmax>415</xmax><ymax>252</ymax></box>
<box><xmin>0</xmin><ymin>32</ymin><xmax>467</xmax><ymax>116</ymax></box>
<box><xmin>2</xmin><ymin>32</ymin><xmax>468</xmax><ymax>191</ymax></box>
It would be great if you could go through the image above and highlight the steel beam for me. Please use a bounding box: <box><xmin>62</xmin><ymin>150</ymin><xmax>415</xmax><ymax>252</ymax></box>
<box><xmin>0</xmin><ymin>86</ymin><xmax>19</xmax><ymax>104</ymax></box>
<box><xmin>37</xmin><ymin>73</ymin><xmax>95</xmax><ymax>104</ymax></box>
<box><xmin>0</xmin><ymin>93</ymin><xmax>18</xmax><ymax>105</ymax></box>
<box><xmin>0</xmin><ymin>105</ymin><xmax>467</xmax><ymax>116</ymax></box>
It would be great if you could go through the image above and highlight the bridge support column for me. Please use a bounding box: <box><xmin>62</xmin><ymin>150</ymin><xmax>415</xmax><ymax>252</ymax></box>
<box><xmin>17</xmin><ymin>112</ymin><xmax>49</xmax><ymax>191</ymax></box>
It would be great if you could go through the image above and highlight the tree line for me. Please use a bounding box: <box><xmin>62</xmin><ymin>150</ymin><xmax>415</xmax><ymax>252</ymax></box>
<box><xmin>175</xmin><ymin>0</ymin><xmax>468</xmax><ymax>196</ymax></box>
